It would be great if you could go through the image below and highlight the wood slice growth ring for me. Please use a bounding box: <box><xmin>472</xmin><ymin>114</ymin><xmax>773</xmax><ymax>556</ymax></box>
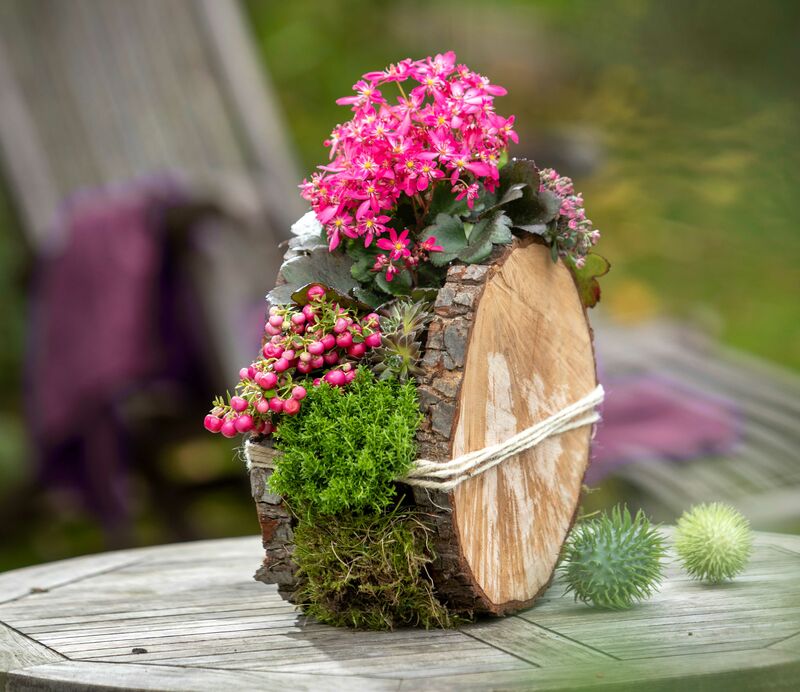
<box><xmin>412</xmin><ymin>237</ymin><xmax>596</xmax><ymax>615</ymax></box>
<box><xmin>249</xmin><ymin>237</ymin><xmax>598</xmax><ymax>616</ymax></box>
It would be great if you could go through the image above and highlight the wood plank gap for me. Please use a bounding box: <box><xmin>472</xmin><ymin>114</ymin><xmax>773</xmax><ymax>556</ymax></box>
<box><xmin>458</xmin><ymin>621</ymin><xmax>541</xmax><ymax>668</ymax></box>
<box><xmin>519</xmin><ymin>620</ymin><xmax>622</xmax><ymax>661</ymax></box>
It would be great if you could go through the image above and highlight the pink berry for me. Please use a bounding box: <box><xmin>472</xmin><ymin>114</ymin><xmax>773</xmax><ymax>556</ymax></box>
<box><xmin>341</xmin><ymin>362</ymin><xmax>353</xmax><ymax>372</ymax></box>
<box><xmin>299</xmin><ymin>351</ymin><xmax>312</xmax><ymax>363</ymax></box>
<box><xmin>230</xmin><ymin>396</ymin><xmax>248</xmax><ymax>412</ymax></box>
<box><xmin>347</xmin><ymin>343</ymin><xmax>367</xmax><ymax>358</ymax></box>
<box><xmin>269</xmin><ymin>397</ymin><xmax>284</xmax><ymax>413</ymax></box>
<box><xmin>324</xmin><ymin>369</ymin><xmax>346</xmax><ymax>387</ymax></box>
<box><xmin>273</xmin><ymin>358</ymin><xmax>290</xmax><ymax>373</ymax></box>
<box><xmin>321</xmin><ymin>334</ymin><xmax>336</xmax><ymax>351</ymax></box>
<box><xmin>323</xmin><ymin>351</ymin><xmax>339</xmax><ymax>366</ymax></box>
<box><xmin>336</xmin><ymin>332</ymin><xmax>353</xmax><ymax>348</ymax></box>
<box><xmin>256</xmin><ymin>398</ymin><xmax>270</xmax><ymax>414</ymax></box>
<box><xmin>268</xmin><ymin>314</ymin><xmax>283</xmax><ymax>328</ymax></box>
<box><xmin>283</xmin><ymin>398</ymin><xmax>301</xmax><ymax>416</ymax></box>
<box><xmin>364</xmin><ymin>332</ymin><xmax>382</xmax><ymax>348</ymax></box>
<box><xmin>308</xmin><ymin>341</ymin><xmax>325</xmax><ymax>355</ymax></box>
<box><xmin>296</xmin><ymin>361</ymin><xmax>312</xmax><ymax>374</ymax></box>
<box><xmin>239</xmin><ymin>367</ymin><xmax>251</xmax><ymax>380</ymax></box>
<box><xmin>265</xmin><ymin>323</ymin><xmax>281</xmax><ymax>336</ymax></box>
<box><xmin>302</xmin><ymin>305</ymin><xmax>315</xmax><ymax>321</ymax></box>
<box><xmin>311</xmin><ymin>356</ymin><xmax>325</xmax><ymax>369</ymax></box>
<box><xmin>263</xmin><ymin>421</ymin><xmax>275</xmax><ymax>435</ymax></box>
<box><xmin>306</xmin><ymin>285</ymin><xmax>325</xmax><ymax>301</ymax></box>
<box><xmin>344</xmin><ymin>370</ymin><xmax>356</xmax><ymax>383</ymax></box>
<box><xmin>204</xmin><ymin>414</ymin><xmax>223</xmax><ymax>433</ymax></box>
<box><xmin>235</xmin><ymin>414</ymin><xmax>254</xmax><ymax>433</ymax></box>
<box><xmin>312</xmin><ymin>378</ymin><xmax>322</xmax><ymax>386</ymax></box>
<box><xmin>291</xmin><ymin>385</ymin><xmax>307</xmax><ymax>401</ymax></box>
<box><xmin>291</xmin><ymin>313</ymin><xmax>306</xmax><ymax>326</ymax></box>
<box><xmin>253</xmin><ymin>419</ymin><xmax>266</xmax><ymax>434</ymax></box>
<box><xmin>220</xmin><ymin>419</ymin><xmax>237</xmax><ymax>438</ymax></box>
<box><xmin>259</xmin><ymin>371</ymin><xmax>278</xmax><ymax>389</ymax></box>
<box><xmin>282</xmin><ymin>349</ymin><xmax>295</xmax><ymax>361</ymax></box>
<box><xmin>333</xmin><ymin>317</ymin><xmax>348</xmax><ymax>334</ymax></box>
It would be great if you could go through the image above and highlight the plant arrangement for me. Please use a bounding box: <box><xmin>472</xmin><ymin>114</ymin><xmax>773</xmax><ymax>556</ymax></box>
<box><xmin>674</xmin><ymin>502</ymin><xmax>753</xmax><ymax>583</ymax></box>
<box><xmin>205</xmin><ymin>52</ymin><xmax>611</xmax><ymax>627</ymax></box>
<box><xmin>558</xmin><ymin>506</ymin><xmax>667</xmax><ymax>610</ymax></box>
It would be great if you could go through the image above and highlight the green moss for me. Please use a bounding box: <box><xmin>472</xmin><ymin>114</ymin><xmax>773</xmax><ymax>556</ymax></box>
<box><xmin>269</xmin><ymin>367</ymin><xmax>422</xmax><ymax>516</ymax></box>
<box><xmin>290</xmin><ymin>505</ymin><xmax>461</xmax><ymax>630</ymax></box>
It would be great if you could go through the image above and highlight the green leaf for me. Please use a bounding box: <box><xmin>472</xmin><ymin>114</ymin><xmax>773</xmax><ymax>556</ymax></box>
<box><xmin>421</xmin><ymin>213</ymin><xmax>467</xmax><ymax>266</ymax></box>
<box><xmin>498</xmin><ymin>158</ymin><xmax>561</xmax><ymax>228</ymax></box>
<box><xmin>457</xmin><ymin>237</ymin><xmax>493</xmax><ymax>264</ymax></box>
<box><xmin>513</xmin><ymin>223</ymin><xmax>548</xmax><ymax>236</ymax></box>
<box><xmin>457</xmin><ymin>213</ymin><xmax>512</xmax><ymax>265</ymax></box>
<box><xmin>350</xmin><ymin>256</ymin><xmax>375</xmax><ymax>283</ymax></box>
<box><xmin>498</xmin><ymin>149</ymin><xmax>510</xmax><ymax>170</ymax></box>
<box><xmin>266</xmin><ymin>283</ymin><xmax>296</xmax><ymax>306</ymax></box>
<box><xmin>267</xmin><ymin>246</ymin><xmax>359</xmax><ymax>306</ymax></box>
<box><xmin>567</xmin><ymin>253</ymin><xmax>611</xmax><ymax>309</ymax></box>
<box><xmin>375</xmin><ymin>269</ymin><xmax>413</xmax><ymax>296</ymax></box>
<box><xmin>410</xmin><ymin>287</ymin><xmax>440</xmax><ymax>303</ymax></box>
<box><xmin>425</xmin><ymin>182</ymin><xmax>470</xmax><ymax>221</ymax></box>
<box><xmin>352</xmin><ymin>286</ymin><xmax>385</xmax><ymax>308</ymax></box>
<box><xmin>290</xmin><ymin>283</ymin><xmax>371</xmax><ymax>313</ymax></box>
<box><xmin>479</xmin><ymin>182</ymin><xmax>526</xmax><ymax>218</ymax></box>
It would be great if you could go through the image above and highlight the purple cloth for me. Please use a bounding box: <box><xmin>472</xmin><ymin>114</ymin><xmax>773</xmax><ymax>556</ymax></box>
<box><xmin>27</xmin><ymin>177</ymin><xmax>208</xmax><ymax>536</ymax></box>
<box><xmin>587</xmin><ymin>376</ymin><xmax>742</xmax><ymax>484</ymax></box>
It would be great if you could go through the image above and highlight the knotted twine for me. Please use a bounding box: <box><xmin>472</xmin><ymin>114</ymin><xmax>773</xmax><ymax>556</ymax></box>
<box><xmin>244</xmin><ymin>384</ymin><xmax>604</xmax><ymax>492</ymax></box>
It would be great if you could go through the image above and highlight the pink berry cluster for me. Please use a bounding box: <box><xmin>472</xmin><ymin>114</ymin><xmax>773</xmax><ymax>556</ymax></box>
<box><xmin>299</xmin><ymin>51</ymin><xmax>517</xmax><ymax>281</ymax></box>
<box><xmin>539</xmin><ymin>168</ymin><xmax>601</xmax><ymax>268</ymax></box>
<box><xmin>204</xmin><ymin>285</ymin><xmax>382</xmax><ymax>439</ymax></box>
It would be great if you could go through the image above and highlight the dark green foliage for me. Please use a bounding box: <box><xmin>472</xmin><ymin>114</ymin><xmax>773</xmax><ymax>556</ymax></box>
<box><xmin>559</xmin><ymin>506</ymin><xmax>666</xmax><ymax>609</ymax></box>
<box><xmin>291</xmin><ymin>505</ymin><xmax>462</xmax><ymax>630</ymax></box>
<box><xmin>267</xmin><ymin>246</ymin><xmax>361</xmax><ymax>306</ymax></box>
<box><xmin>498</xmin><ymin>158</ymin><xmax>560</xmax><ymax>230</ymax></box>
<box><xmin>567</xmin><ymin>253</ymin><xmax>611</xmax><ymax>308</ymax></box>
<box><xmin>269</xmin><ymin>368</ymin><xmax>422</xmax><ymax>516</ymax></box>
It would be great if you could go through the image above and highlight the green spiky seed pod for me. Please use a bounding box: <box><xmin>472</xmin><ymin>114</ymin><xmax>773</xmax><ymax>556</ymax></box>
<box><xmin>559</xmin><ymin>506</ymin><xmax>666</xmax><ymax>609</ymax></box>
<box><xmin>674</xmin><ymin>503</ymin><xmax>752</xmax><ymax>583</ymax></box>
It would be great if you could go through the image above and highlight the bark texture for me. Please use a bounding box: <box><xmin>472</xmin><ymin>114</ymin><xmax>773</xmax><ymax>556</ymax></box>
<box><xmin>250</xmin><ymin>237</ymin><xmax>597</xmax><ymax>616</ymax></box>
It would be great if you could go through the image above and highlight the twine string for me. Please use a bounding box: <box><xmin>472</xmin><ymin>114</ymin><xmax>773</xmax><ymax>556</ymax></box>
<box><xmin>244</xmin><ymin>384</ymin><xmax>604</xmax><ymax>492</ymax></box>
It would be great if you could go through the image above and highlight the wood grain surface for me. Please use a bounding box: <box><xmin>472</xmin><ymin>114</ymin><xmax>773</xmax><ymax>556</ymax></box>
<box><xmin>451</xmin><ymin>240</ymin><xmax>596</xmax><ymax>607</ymax></box>
<box><xmin>1</xmin><ymin>530</ymin><xmax>798</xmax><ymax>689</ymax></box>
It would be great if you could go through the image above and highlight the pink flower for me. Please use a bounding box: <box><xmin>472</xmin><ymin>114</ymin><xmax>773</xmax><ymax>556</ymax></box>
<box><xmin>356</xmin><ymin>212</ymin><xmax>389</xmax><ymax>246</ymax></box>
<box><xmin>299</xmin><ymin>52</ymin><xmax>517</xmax><ymax>274</ymax></box>
<box><xmin>336</xmin><ymin>80</ymin><xmax>384</xmax><ymax>108</ymax></box>
<box><xmin>419</xmin><ymin>236</ymin><xmax>444</xmax><ymax>253</ymax></box>
<box><xmin>377</xmin><ymin>228</ymin><xmax>411</xmax><ymax>261</ymax></box>
<box><xmin>384</xmin><ymin>263</ymin><xmax>399</xmax><ymax>282</ymax></box>
<box><xmin>454</xmin><ymin>182</ymin><xmax>480</xmax><ymax>208</ymax></box>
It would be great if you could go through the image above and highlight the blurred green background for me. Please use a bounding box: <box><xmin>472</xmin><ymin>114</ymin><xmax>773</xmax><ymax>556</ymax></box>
<box><xmin>0</xmin><ymin>0</ymin><xmax>798</xmax><ymax>570</ymax></box>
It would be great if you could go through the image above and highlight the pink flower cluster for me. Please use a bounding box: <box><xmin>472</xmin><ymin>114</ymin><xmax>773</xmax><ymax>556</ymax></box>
<box><xmin>299</xmin><ymin>52</ymin><xmax>517</xmax><ymax>281</ymax></box>
<box><xmin>204</xmin><ymin>286</ymin><xmax>382</xmax><ymax>438</ymax></box>
<box><xmin>539</xmin><ymin>168</ymin><xmax>601</xmax><ymax>268</ymax></box>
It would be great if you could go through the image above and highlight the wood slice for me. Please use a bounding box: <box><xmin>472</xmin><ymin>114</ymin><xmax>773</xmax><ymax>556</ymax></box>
<box><xmin>250</xmin><ymin>236</ymin><xmax>597</xmax><ymax>616</ymax></box>
<box><xmin>413</xmin><ymin>237</ymin><xmax>597</xmax><ymax>615</ymax></box>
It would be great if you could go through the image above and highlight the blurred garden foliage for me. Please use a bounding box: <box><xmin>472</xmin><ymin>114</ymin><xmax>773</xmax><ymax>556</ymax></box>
<box><xmin>246</xmin><ymin>0</ymin><xmax>800</xmax><ymax>369</ymax></box>
<box><xmin>0</xmin><ymin>0</ymin><xmax>798</xmax><ymax>569</ymax></box>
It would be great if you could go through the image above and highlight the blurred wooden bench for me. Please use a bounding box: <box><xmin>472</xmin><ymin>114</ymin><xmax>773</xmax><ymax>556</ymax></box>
<box><xmin>0</xmin><ymin>0</ymin><xmax>305</xmax><ymax>378</ymax></box>
<box><xmin>596</xmin><ymin>319</ymin><xmax>800</xmax><ymax>531</ymax></box>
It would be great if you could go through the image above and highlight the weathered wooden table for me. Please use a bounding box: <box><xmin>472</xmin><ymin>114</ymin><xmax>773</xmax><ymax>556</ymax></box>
<box><xmin>1</xmin><ymin>530</ymin><xmax>798</xmax><ymax>691</ymax></box>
